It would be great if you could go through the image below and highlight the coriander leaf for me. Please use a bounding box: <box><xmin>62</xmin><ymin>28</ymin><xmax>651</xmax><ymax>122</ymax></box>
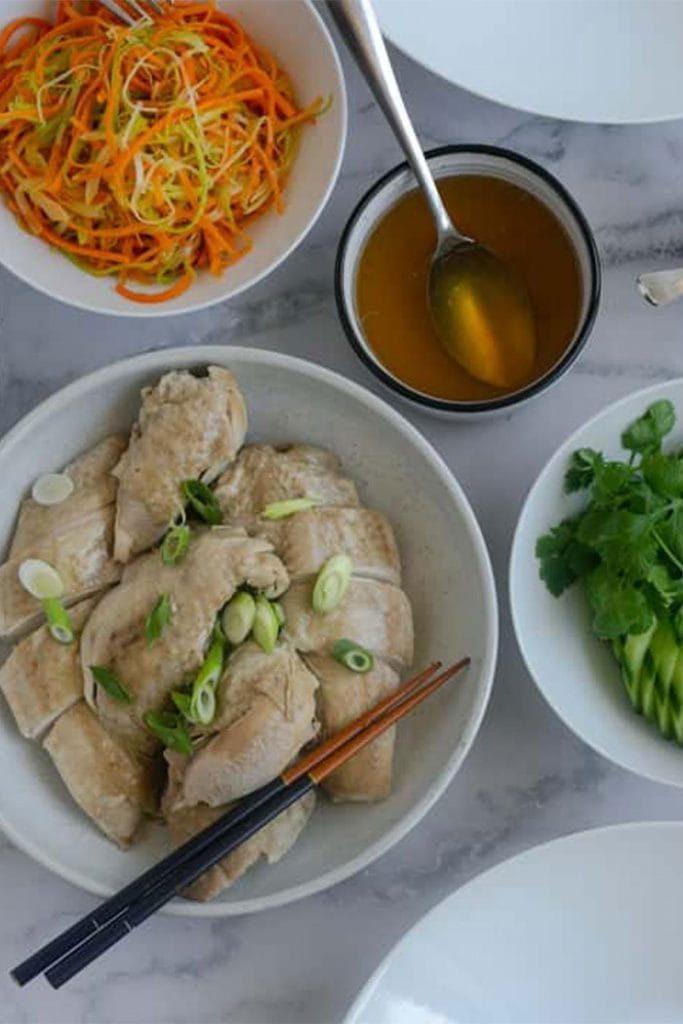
<box><xmin>645</xmin><ymin>561</ymin><xmax>683</xmax><ymax>608</ymax></box>
<box><xmin>578</xmin><ymin>509</ymin><xmax>657</xmax><ymax>579</ymax></box>
<box><xmin>621</xmin><ymin>400</ymin><xmax>675</xmax><ymax>456</ymax></box>
<box><xmin>641</xmin><ymin>452</ymin><xmax>683</xmax><ymax>499</ymax></box>
<box><xmin>536</xmin><ymin>519</ymin><xmax>596</xmax><ymax>596</ymax></box>
<box><xmin>585</xmin><ymin>566</ymin><xmax>654</xmax><ymax>639</ymax></box>
<box><xmin>592</xmin><ymin>460</ymin><xmax>633</xmax><ymax>507</ymax></box>
<box><xmin>564</xmin><ymin>448</ymin><xmax>603</xmax><ymax>493</ymax></box>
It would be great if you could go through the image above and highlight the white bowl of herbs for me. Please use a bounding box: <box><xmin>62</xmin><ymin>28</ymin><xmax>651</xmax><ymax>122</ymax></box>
<box><xmin>511</xmin><ymin>382</ymin><xmax>683</xmax><ymax>787</ymax></box>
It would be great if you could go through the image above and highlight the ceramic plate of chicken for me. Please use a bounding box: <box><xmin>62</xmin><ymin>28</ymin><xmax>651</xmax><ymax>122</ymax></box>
<box><xmin>0</xmin><ymin>347</ymin><xmax>497</xmax><ymax>915</ymax></box>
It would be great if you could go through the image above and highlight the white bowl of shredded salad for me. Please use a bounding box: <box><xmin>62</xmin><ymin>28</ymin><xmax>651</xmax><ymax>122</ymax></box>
<box><xmin>0</xmin><ymin>1</ymin><xmax>347</xmax><ymax>316</ymax></box>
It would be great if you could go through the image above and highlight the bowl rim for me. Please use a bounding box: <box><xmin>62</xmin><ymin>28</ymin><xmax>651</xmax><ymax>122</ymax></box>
<box><xmin>509</xmin><ymin>377</ymin><xmax>683</xmax><ymax>789</ymax></box>
<box><xmin>0</xmin><ymin>0</ymin><xmax>347</xmax><ymax>320</ymax></box>
<box><xmin>0</xmin><ymin>344</ymin><xmax>499</xmax><ymax>917</ymax></box>
<box><xmin>334</xmin><ymin>143</ymin><xmax>602</xmax><ymax>414</ymax></box>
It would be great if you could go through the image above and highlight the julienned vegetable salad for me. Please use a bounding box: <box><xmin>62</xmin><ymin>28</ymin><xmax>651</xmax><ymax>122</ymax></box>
<box><xmin>537</xmin><ymin>400</ymin><xmax>683</xmax><ymax>745</ymax></box>
<box><xmin>0</xmin><ymin>2</ymin><xmax>323</xmax><ymax>302</ymax></box>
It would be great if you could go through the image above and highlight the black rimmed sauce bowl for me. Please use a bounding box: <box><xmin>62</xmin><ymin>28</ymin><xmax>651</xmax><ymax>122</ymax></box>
<box><xmin>335</xmin><ymin>145</ymin><xmax>601</xmax><ymax>418</ymax></box>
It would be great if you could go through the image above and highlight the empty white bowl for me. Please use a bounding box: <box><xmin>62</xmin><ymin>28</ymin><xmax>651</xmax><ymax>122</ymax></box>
<box><xmin>0</xmin><ymin>1</ymin><xmax>346</xmax><ymax>317</ymax></box>
<box><xmin>511</xmin><ymin>379</ymin><xmax>683</xmax><ymax>788</ymax></box>
<box><xmin>0</xmin><ymin>346</ymin><xmax>497</xmax><ymax>915</ymax></box>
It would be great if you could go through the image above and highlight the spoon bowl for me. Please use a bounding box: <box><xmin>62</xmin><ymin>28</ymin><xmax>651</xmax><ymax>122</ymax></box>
<box><xmin>429</xmin><ymin>242</ymin><xmax>537</xmax><ymax>389</ymax></box>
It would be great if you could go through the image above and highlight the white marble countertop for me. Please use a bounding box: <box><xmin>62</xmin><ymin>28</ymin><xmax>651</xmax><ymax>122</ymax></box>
<box><xmin>3</xmin><ymin>15</ymin><xmax>683</xmax><ymax>1024</ymax></box>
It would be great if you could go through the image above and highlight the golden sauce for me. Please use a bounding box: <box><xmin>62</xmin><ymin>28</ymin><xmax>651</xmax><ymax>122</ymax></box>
<box><xmin>355</xmin><ymin>175</ymin><xmax>582</xmax><ymax>402</ymax></box>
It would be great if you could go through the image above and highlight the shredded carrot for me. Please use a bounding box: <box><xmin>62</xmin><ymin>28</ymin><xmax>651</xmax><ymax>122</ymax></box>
<box><xmin>0</xmin><ymin>1</ymin><xmax>325</xmax><ymax>302</ymax></box>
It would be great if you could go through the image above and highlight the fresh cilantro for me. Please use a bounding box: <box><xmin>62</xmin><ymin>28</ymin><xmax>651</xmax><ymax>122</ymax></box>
<box><xmin>564</xmin><ymin>448</ymin><xmax>603</xmax><ymax>493</ymax></box>
<box><xmin>621</xmin><ymin>400</ymin><xmax>675</xmax><ymax>456</ymax></box>
<box><xmin>536</xmin><ymin>399</ymin><xmax>683</xmax><ymax>643</ymax></box>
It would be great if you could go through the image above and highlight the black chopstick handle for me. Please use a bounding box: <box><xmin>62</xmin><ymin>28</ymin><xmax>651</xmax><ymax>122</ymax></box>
<box><xmin>11</xmin><ymin>776</ymin><xmax>285</xmax><ymax>987</ymax></box>
<box><xmin>45</xmin><ymin>776</ymin><xmax>314</xmax><ymax>990</ymax></box>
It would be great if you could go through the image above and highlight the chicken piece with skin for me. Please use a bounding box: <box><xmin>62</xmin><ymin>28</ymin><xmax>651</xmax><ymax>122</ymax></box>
<box><xmin>267</xmin><ymin>506</ymin><xmax>401</xmax><ymax>585</ymax></box>
<box><xmin>43</xmin><ymin>701</ymin><xmax>160</xmax><ymax>848</ymax></box>
<box><xmin>0</xmin><ymin>597</ymin><xmax>95</xmax><ymax>739</ymax></box>
<box><xmin>0</xmin><ymin>436</ymin><xmax>125</xmax><ymax>639</ymax></box>
<box><xmin>113</xmin><ymin>367</ymin><xmax>247</xmax><ymax>562</ymax></box>
<box><xmin>305</xmin><ymin>654</ymin><xmax>400</xmax><ymax>802</ymax></box>
<box><xmin>162</xmin><ymin>761</ymin><xmax>315</xmax><ymax>901</ymax></box>
<box><xmin>173</xmin><ymin>641</ymin><xmax>319</xmax><ymax>809</ymax></box>
<box><xmin>281</xmin><ymin>577</ymin><xmax>413</xmax><ymax>669</ymax></box>
<box><xmin>81</xmin><ymin>528</ymin><xmax>289</xmax><ymax>754</ymax></box>
<box><xmin>214</xmin><ymin>444</ymin><xmax>359</xmax><ymax>527</ymax></box>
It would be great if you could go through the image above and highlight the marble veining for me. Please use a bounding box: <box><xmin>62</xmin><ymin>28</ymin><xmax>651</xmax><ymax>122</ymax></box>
<box><xmin>3</xmin><ymin>14</ymin><xmax>683</xmax><ymax>1024</ymax></box>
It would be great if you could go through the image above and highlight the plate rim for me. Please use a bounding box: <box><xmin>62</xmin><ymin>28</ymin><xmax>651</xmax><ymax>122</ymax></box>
<box><xmin>344</xmin><ymin>819</ymin><xmax>683</xmax><ymax>1023</ymax></box>
<box><xmin>0</xmin><ymin>344</ymin><xmax>498</xmax><ymax>917</ymax></box>
<box><xmin>509</xmin><ymin>377</ymin><xmax>683</xmax><ymax>788</ymax></box>
<box><xmin>378</xmin><ymin>2</ymin><xmax>683</xmax><ymax>126</ymax></box>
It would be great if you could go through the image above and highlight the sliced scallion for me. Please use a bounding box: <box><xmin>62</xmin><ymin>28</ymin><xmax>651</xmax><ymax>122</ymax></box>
<box><xmin>312</xmin><ymin>554</ymin><xmax>352</xmax><ymax>614</ymax></box>
<box><xmin>272</xmin><ymin>600</ymin><xmax>285</xmax><ymax>627</ymax></box>
<box><xmin>261</xmin><ymin>496</ymin><xmax>322</xmax><ymax>520</ymax></box>
<box><xmin>145</xmin><ymin>593</ymin><xmax>172</xmax><ymax>647</ymax></box>
<box><xmin>171</xmin><ymin>690</ymin><xmax>193</xmax><ymax>719</ymax></box>
<box><xmin>18</xmin><ymin>558</ymin><xmax>64</xmax><ymax>599</ymax></box>
<box><xmin>42</xmin><ymin>597</ymin><xmax>74</xmax><ymax>644</ymax></box>
<box><xmin>189</xmin><ymin>679</ymin><xmax>216</xmax><ymax>726</ymax></box>
<box><xmin>252</xmin><ymin>595</ymin><xmax>279</xmax><ymax>653</ymax></box>
<box><xmin>90</xmin><ymin>665</ymin><xmax>132</xmax><ymax>704</ymax></box>
<box><xmin>332</xmin><ymin>639</ymin><xmax>374</xmax><ymax>674</ymax></box>
<box><xmin>221</xmin><ymin>592</ymin><xmax>256</xmax><ymax>645</ymax></box>
<box><xmin>194</xmin><ymin>636</ymin><xmax>224</xmax><ymax>689</ymax></box>
<box><xmin>161</xmin><ymin>523</ymin><xmax>190</xmax><ymax>566</ymax></box>
<box><xmin>181</xmin><ymin>479</ymin><xmax>222</xmax><ymax>525</ymax></box>
<box><xmin>143</xmin><ymin>710</ymin><xmax>192</xmax><ymax>755</ymax></box>
<box><xmin>32</xmin><ymin>472</ymin><xmax>74</xmax><ymax>506</ymax></box>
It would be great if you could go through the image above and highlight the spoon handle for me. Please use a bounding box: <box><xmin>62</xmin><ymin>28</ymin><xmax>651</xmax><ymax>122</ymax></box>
<box><xmin>327</xmin><ymin>0</ymin><xmax>462</xmax><ymax>247</ymax></box>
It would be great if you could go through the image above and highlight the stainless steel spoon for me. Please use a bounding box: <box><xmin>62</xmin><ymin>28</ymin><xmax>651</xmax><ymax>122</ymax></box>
<box><xmin>327</xmin><ymin>0</ymin><xmax>536</xmax><ymax>389</ymax></box>
<box><xmin>637</xmin><ymin>269</ymin><xmax>683</xmax><ymax>307</ymax></box>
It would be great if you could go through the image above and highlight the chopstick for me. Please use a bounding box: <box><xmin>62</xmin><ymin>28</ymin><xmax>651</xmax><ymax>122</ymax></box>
<box><xmin>11</xmin><ymin>659</ymin><xmax>443</xmax><ymax>989</ymax></box>
<box><xmin>11</xmin><ymin>656</ymin><xmax>469</xmax><ymax>989</ymax></box>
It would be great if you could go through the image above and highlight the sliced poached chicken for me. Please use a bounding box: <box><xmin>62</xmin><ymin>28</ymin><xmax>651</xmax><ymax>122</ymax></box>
<box><xmin>43</xmin><ymin>701</ymin><xmax>160</xmax><ymax>848</ymax></box>
<box><xmin>0</xmin><ymin>436</ymin><xmax>125</xmax><ymax>639</ymax></box>
<box><xmin>81</xmin><ymin>528</ymin><xmax>289</xmax><ymax>753</ymax></box>
<box><xmin>113</xmin><ymin>368</ymin><xmax>247</xmax><ymax>562</ymax></box>
<box><xmin>173</xmin><ymin>640</ymin><xmax>319</xmax><ymax>808</ymax></box>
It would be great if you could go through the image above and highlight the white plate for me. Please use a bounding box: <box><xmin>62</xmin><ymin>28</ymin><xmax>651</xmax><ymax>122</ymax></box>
<box><xmin>0</xmin><ymin>346</ymin><xmax>497</xmax><ymax>916</ymax></box>
<box><xmin>511</xmin><ymin>379</ymin><xmax>683</xmax><ymax>788</ymax></box>
<box><xmin>376</xmin><ymin>0</ymin><xmax>683</xmax><ymax>124</ymax></box>
<box><xmin>0</xmin><ymin>2</ymin><xmax>346</xmax><ymax>316</ymax></box>
<box><xmin>347</xmin><ymin>822</ymin><xmax>683</xmax><ymax>1024</ymax></box>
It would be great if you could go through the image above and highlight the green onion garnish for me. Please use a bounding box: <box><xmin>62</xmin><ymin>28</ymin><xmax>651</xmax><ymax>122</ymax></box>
<box><xmin>193</xmin><ymin>636</ymin><xmax>224</xmax><ymax>689</ymax></box>
<box><xmin>42</xmin><ymin>597</ymin><xmax>74</xmax><ymax>644</ymax></box>
<box><xmin>261</xmin><ymin>496</ymin><xmax>322</xmax><ymax>520</ymax></box>
<box><xmin>90</xmin><ymin>665</ymin><xmax>132</xmax><ymax>704</ymax></box>
<box><xmin>161</xmin><ymin>524</ymin><xmax>190</xmax><ymax>565</ymax></box>
<box><xmin>312</xmin><ymin>554</ymin><xmax>352</xmax><ymax>614</ymax></box>
<box><xmin>145</xmin><ymin>593</ymin><xmax>172</xmax><ymax>647</ymax></box>
<box><xmin>143</xmin><ymin>710</ymin><xmax>193</xmax><ymax>755</ymax></box>
<box><xmin>171</xmin><ymin>690</ymin><xmax>193</xmax><ymax>719</ymax></box>
<box><xmin>221</xmin><ymin>592</ymin><xmax>256</xmax><ymax>645</ymax></box>
<box><xmin>181</xmin><ymin>479</ymin><xmax>222</xmax><ymax>525</ymax></box>
<box><xmin>189</xmin><ymin>679</ymin><xmax>216</xmax><ymax>726</ymax></box>
<box><xmin>272</xmin><ymin>600</ymin><xmax>285</xmax><ymax>627</ymax></box>
<box><xmin>332</xmin><ymin>639</ymin><xmax>374</xmax><ymax>674</ymax></box>
<box><xmin>252</xmin><ymin>595</ymin><xmax>280</xmax><ymax>653</ymax></box>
